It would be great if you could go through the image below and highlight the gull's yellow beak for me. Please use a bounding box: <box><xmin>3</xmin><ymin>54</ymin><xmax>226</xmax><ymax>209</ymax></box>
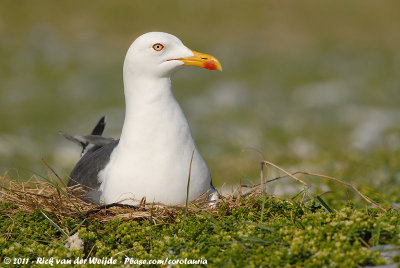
<box><xmin>178</xmin><ymin>51</ymin><xmax>222</xmax><ymax>71</ymax></box>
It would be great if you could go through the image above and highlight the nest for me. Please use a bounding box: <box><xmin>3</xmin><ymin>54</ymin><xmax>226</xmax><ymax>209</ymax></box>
<box><xmin>0</xmin><ymin>175</ymin><xmax>263</xmax><ymax>223</ymax></box>
<box><xmin>0</xmin><ymin>160</ymin><xmax>387</xmax><ymax>223</ymax></box>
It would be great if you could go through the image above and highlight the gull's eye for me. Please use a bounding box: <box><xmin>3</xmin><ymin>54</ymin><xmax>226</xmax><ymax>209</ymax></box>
<box><xmin>152</xmin><ymin>43</ymin><xmax>164</xmax><ymax>51</ymax></box>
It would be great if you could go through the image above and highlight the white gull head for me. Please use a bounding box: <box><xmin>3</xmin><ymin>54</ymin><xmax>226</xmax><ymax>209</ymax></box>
<box><xmin>124</xmin><ymin>32</ymin><xmax>221</xmax><ymax>78</ymax></box>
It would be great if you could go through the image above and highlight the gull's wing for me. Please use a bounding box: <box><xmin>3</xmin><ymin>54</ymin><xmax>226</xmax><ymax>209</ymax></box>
<box><xmin>68</xmin><ymin>140</ymin><xmax>119</xmax><ymax>204</ymax></box>
<box><xmin>61</xmin><ymin>116</ymin><xmax>117</xmax><ymax>204</ymax></box>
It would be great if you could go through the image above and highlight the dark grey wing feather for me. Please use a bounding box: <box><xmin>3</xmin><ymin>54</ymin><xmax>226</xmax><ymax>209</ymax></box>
<box><xmin>60</xmin><ymin>116</ymin><xmax>108</xmax><ymax>157</ymax></box>
<box><xmin>90</xmin><ymin>116</ymin><xmax>106</xmax><ymax>136</ymax></box>
<box><xmin>79</xmin><ymin>116</ymin><xmax>107</xmax><ymax>156</ymax></box>
<box><xmin>79</xmin><ymin>135</ymin><xmax>115</xmax><ymax>157</ymax></box>
<box><xmin>68</xmin><ymin>140</ymin><xmax>119</xmax><ymax>204</ymax></box>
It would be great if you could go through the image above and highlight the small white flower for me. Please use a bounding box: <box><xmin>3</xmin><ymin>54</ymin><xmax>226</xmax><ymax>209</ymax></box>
<box><xmin>64</xmin><ymin>232</ymin><xmax>84</xmax><ymax>251</ymax></box>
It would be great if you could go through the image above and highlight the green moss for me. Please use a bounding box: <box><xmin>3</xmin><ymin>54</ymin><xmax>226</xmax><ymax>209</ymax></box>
<box><xmin>1</xmin><ymin>197</ymin><xmax>399</xmax><ymax>267</ymax></box>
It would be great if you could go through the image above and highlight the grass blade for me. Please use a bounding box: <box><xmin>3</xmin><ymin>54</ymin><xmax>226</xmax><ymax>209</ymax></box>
<box><xmin>316</xmin><ymin>196</ymin><xmax>333</xmax><ymax>213</ymax></box>
<box><xmin>40</xmin><ymin>209</ymin><xmax>68</xmax><ymax>238</ymax></box>
<box><xmin>181</xmin><ymin>150</ymin><xmax>195</xmax><ymax>229</ymax></box>
<box><xmin>193</xmin><ymin>206</ymin><xmax>218</xmax><ymax>225</ymax></box>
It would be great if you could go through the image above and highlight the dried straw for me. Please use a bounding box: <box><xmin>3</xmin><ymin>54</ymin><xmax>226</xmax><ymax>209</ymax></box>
<box><xmin>0</xmin><ymin>159</ymin><xmax>387</xmax><ymax>223</ymax></box>
<box><xmin>0</xmin><ymin>175</ymin><xmax>263</xmax><ymax>223</ymax></box>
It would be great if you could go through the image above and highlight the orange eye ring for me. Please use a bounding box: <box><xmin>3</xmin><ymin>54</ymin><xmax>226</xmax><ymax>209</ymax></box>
<box><xmin>152</xmin><ymin>43</ymin><xmax>164</xmax><ymax>51</ymax></box>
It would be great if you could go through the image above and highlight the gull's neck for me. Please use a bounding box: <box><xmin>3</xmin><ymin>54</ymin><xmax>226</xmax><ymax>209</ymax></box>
<box><xmin>123</xmin><ymin>74</ymin><xmax>173</xmax><ymax>116</ymax></box>
<box><xmin>119</xmin><ymin>73</ymin><xmax>186</xmax><ymax>148</ymax></box>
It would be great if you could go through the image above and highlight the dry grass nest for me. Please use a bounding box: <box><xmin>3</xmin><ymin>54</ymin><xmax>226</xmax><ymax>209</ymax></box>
<box><xmin>0</xmin><ymin>175</ymin><xmax>265</xmax><ymax>223</ymax></box>
<box><xmin>0</xmin><ymin>160</ymin><xmax>388</xmax><ymax>223</ymax></box>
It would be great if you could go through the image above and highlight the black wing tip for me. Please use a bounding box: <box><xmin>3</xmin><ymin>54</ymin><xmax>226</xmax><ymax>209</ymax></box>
<box><xmin>60</xmin><ymin>115</ymin><xmax>107</xmax><ymax>152</ymax></box>
<box><xmin>91</xmin><ymin>115</ymin><xmax>107</xmax><ymax>136</ymax></box>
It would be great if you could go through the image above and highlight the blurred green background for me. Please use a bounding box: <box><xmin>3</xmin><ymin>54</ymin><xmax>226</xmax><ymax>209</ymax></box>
<box><xmin>1</xmin><ymin>0</ymin><xmax>400</xmax><ymax>198</ymax></box>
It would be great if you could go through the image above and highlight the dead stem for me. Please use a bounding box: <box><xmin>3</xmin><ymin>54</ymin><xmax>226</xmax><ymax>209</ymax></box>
<box><xmin>292</xmin><ymin>171</ymin><xmax>387</xmax><ymax>212</ymax></box>
<box><xmin>42</xmin><ymin>158</ymin><xmax>66</xmax><ymax>187</ymax></box>
<box><xmin>261</xmin><ymin>161</ymin><xmax>387</xmax><ymax>212</ymax></box>
<box><xmin>262</xmin><ymin>160</ymin><xmax>309</xmax><ymax>188</ymax></box>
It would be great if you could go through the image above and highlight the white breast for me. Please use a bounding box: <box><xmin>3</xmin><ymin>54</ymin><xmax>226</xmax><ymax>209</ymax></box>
<box><xmin>98</xmin><ymin>78</ymin><xmax>211</xmax><ymax>205</ymax></box>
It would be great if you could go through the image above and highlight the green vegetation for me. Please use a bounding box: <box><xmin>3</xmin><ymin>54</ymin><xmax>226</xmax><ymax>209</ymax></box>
<box><xmin>1</xmin><ymin>194</ymin><xmax>399</xmax><ymax>267</ymax></box>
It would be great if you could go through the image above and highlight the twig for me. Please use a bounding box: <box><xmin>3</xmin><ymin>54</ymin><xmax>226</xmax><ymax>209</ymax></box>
<box><xmin>41</xmin><ymin>158</ymin><xmax>66</xmax><ymax>187</ymax></box>
<box><xmin>181</xmin><ymin>150</ymin><xmax>195</xmax><ymax>229</ymax></box>
<box><xmin>265</xmin><ymin>176</ymin><xmax>285</xmax><ymax>183</ymax></box>
<box><xmin>83</xmin><ymin>203</ymin><xmax>138</xmax><ymax>218</ymax></box>
<box><xmin>260</xmin><ymin>161</ymin><xmax>264</xmax><ymax>192</ymax></box>
<box><xmin>262</xmin><ymin>163</ymin><xmax>386</xmax><ymax>212</ymax></box>
<box><xmin>358</xmin><ymin>237</ymin><xmax>370</xmax><ymax>248</ymax></box>
<box><xmin>2</xmin><ymin>187</ymin><xmax>51</xmax><ymax>199</ymax></box>
<box><xmin>112</xmin><ymin>247</ymin><xmax>135</xmax><ymax>258</ymax></box>
<box><xmin>86</xmin><ymin>243</ymin><xmax>96</xmax><ymax>259</ymax></box>
<box><xmin>40</xmin><ymin>210</ymin><xmax>68</xmax><ymax>237</ymax></box>
<box><xmin>261</xmin><ymin>161</ymin><xmax>386</xmax><ymax>212</ymax></box>
<box><xmin>262</xmin><ymin>161</ymin><xmax>309</xmax><ymax>188</ymax></box>
<box><xmin>291</xmin><ymin>171</ymin><xmax>387</xmax><ymax>212</ymax></box>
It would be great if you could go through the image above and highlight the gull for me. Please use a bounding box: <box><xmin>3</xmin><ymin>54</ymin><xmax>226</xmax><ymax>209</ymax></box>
<box><xmin>66</xmin><ymin>32</ymin><xmax>222</xmax><ymax>205</ymax></box>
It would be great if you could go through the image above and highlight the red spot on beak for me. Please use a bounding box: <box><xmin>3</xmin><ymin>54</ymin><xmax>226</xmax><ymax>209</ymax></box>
<box><xmin>204</xmin><ymin>61</ymin><xmax>217</xmax><ymax>70</ymax></box>
<box><xmin>178</xmin><ymin>51</ymin><xmax>222</xmax><ymax>71</ymax></box>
